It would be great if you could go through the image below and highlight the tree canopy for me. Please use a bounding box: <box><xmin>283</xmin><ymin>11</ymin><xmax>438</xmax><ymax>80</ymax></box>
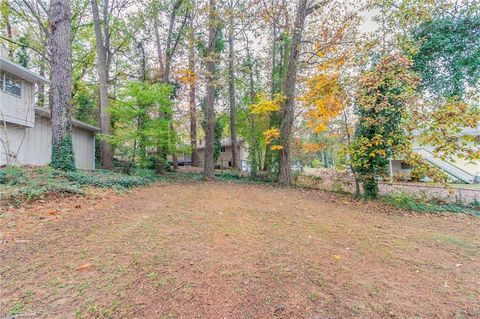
<box><xmin>1</xmin><ymin>0</ymin><xmax>478</xmax><ymax>193</ymax></box>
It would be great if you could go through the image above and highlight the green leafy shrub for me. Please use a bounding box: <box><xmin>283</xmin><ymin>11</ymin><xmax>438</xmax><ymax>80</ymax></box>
<box><xmin>51</xmin><ymin>134</ymin><xmax>76</xmax><ymax>171</ymax></box>
<box><xmin>311</xmin><ymin>159</ymin><xmax>322</xmax><ymax>168</ymax></box>
<box><xmin>381</xmin><ymin>191</ymin><xmax>480</xmax><ymax>216</ymax></box>
<box><xmin>0</xmin><ymin>166</ymin><xmax>160</xmax><ymax>203</ymax></box>
<box><xmin>66</xmin><ymin>170</ymin><xmax>155</xmax><ymax>189</ymax></box>
<box><xmin>0</xmin><ymin>166</ymin><xmax>80</xmax><ymax>203</ymax></box>
<box><xmin>0</xmin><ymin>166</ymin><xmax>28</xmax><ymax>185</ymax></box>
<box><xmin>472</xmin><ymin>200</ymin><xmax>480</xmax><ymax>210</ymax></box>
<box><xmin>12</xmin><ymin>181</ymin><xmax>80</xmax><ymax>201</ymax></box>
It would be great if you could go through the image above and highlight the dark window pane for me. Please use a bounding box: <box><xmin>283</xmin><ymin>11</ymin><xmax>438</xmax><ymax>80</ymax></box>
<box><xmin>400</xmin><ymin>162</ymin><xmax>412</xmax><ymax>169</ymax></box>
<box><xmin>3</xmin><ymin>73</ymin><xmax>21</xmax><ymax>97</ymax></box>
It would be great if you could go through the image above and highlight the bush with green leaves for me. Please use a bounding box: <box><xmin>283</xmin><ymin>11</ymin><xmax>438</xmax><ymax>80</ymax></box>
<box><xmin>0</xmin><ymin>166</ymin><xmax>160</xmax><ymax>203</ymax></box>
<box><xmin>66</xmin><ymin>170</ymin><xmax>155</xmax><ymax>188</ymax></box>
<box><xmin>311</xmin><ymin>158</ymin><xmax>322</xmax><ymax>168</ymax></box>
<box><xmin>382</xmin><ymin>191</ymin><xmax>480</xmax><ymax>217</ymax></box>
<box><xmin>51</xmin><ymin>134</ymin><xmax>76</xmax><ymax>171</ymax></box>
<box><xmin>1</xmin><ymin>166</ymin><xmax>80</xmax><ymax>202</ymax></box>
<box><xmin>108</xmin><ymin>81</ymin><xmax>175</xmax><ymax>170</ymax></box>
<box><xmin>350</xmin><ymin>55</ymin><xmax>418</xmax><ymax>199</ymax></box>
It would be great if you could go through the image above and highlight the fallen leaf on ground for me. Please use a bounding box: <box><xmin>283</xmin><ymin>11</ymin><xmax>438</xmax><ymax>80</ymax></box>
<box><xmin>77</xmin><ymin>263</ymin><xmax>93</xmax><ymax>271</ymax></box>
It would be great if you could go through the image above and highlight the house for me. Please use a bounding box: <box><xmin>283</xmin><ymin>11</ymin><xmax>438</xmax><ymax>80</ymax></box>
<box><xmin>196</xmin><ymin>138</ymin><xmax>249</xmax><ymax>170</ymax></box>
<box><xmin>389</xmin><ymin>131</ymin><xmax>480</xmax><ymax>183</ymax></box>
<box><xmin>0</xmin><ymin>47</ymin><xmax>99</xmax><ymax>169</ymax></box>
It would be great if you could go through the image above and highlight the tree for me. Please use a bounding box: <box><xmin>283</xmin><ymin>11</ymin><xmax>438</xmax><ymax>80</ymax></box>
<box><xmin>350</xmin><ymin>55</ymin><xmax>418</xmax><ymax>198</ymax></box>
<box><xmin>260</xmin><ymin>0</ymin><xmax>290</xmax><ymax>174</ymax></box>
<box><xmin>412</xmin><ymin>15</ymin><xmax>480</xmax><ymax>100</ymax></box>
<box><xmin>213</xmin><ymin>117</ymin><xmax>224</xmax><ymax>163</ymax></box>
<box><xmin>365</xmin><ymin>0</ymin><xmax>480</xmax><ymax>183</ymax></box>
<box><xmin>150</xmin><ymin>0</ymin><xmax>190</xmax><ymax>170</ymax></box>
<box><xmin>154</xmin><ymin>0</ymin><xmax>188</xmax><ymax>83</ymax></box>
<box><xmin>15</xmin><ymin>36</ymin><xmax>29</xmax><ymax>67</ymax></box>
<box><xmin>300</xmin><ymin>51</ymin><xmax>347</xmax><ymax>134</ymax></box>
<box><xmin>278</xmin><ymin>0</ymin><xmax>309</xmax><ymax>186</ymax></box>
<box><xmin>0</xmin><ymin>0</ymin><xmax>14</xmax><ymax>58</ymax></box>
<box><xmin>203</xmin><ymin>0</ymin><xmax>217</xmax><ymax>179</ymax></box>
<box><xmin>49</xmin><ymin>0</ymin><xmax>75</xmax><ymax>171</ymax></box>
<box><xmin>227</xmin><ymin>3</ymin><xmax>239</xmax><ymax>169</ymax></box>
<box><xmin>91</xmin><ymin>0</ymin><xmax>113</xmax><ymax>169</ymax></box>
<box><xmin>241</xmin><ymin>36</ymin><xmax>264</xmax><ymax>177</ymax></box>
<box><xmin>109</xmin><ymin>82</ymin><xmax>174</xmax><ymax>172</ymax></box>
<box><xmin>187</xmin><ymin>11</ymin><xmax>199</xmax><ymax>166</ymax></box>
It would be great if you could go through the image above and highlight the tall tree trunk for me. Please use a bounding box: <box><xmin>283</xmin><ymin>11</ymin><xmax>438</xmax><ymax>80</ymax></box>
<box><xmin>38</xmin><ymin>54</ymin><xmax>46</xmax><ymax>108</ymax></box>
<box><xmin>204</xmin><ymin>0</ymin><xmax>216</xmax><ymax>179</ymax></box>
<box><xmin>91</xmin><ymin>0</ymin><xmax>113</xmax><ymax>169</ymax></box>
<box><xmin>170</xmin><ymin>122</ymin><xmax>179</xmax><ymax>170</ymax></box>
<box><xmin>263</xmin><ymin>15</ymin><xmax>278</xmax><ymax>172</ymax></box>
<box><xmin>3</xmin><ymin>0</ymin><xmax>14</xmax><ymax>59</ymax></box>
<box><xmin>228</xmin><ymin>13</ymin><xmax>239</xmax><ymax>169</ymax></box>
<box><xmin>188</xmin><ymin>15</ymin><xmax>198</xmax><ymax>167</ymax></box>
<box><xmin>244</xmin><ymin>42</ymin><xmax>259</xmax><ymax>176</ymax></box>
<box><xmin>163</xmin><ymin>0</ymin><xmax>184</xmax><ymax>82</ymax></box>
<box><xmin>160</xmin><ymin>0</ymin><xmax>185</xmax><ymax>170</ymax></box>
<box><xmin>278</xmin><ymin>0</ymin><xmax>308</xmax><ymax>186</ymax></box>
<box><xmin>248</xmin><ymin>55</ymin><xmax>258</xmax><ymax>176</ymax></box>
<box><xmin>342</xmin><ymin>109</ymin><xmax>360</xmax><ymax>197</ymax></box>
<box><xmin>49</xmin><ymin>0</ymin><xmax>75</xmax><ymax>171</ymax></box>
<box><xmin>154</xmin><ymin>19</ymin><xmax>165</xmax><ymax>77</ymax></box>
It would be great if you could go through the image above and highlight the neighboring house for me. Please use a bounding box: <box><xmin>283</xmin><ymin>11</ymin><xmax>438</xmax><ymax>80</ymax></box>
<box><xmin>196</xmin><ymin>138</ymin><xmax>249</xmax><ymax>170</ymax></box>
<box><xmin>0</xmin><ymin>48</ymin><xmax>99</xmax><ymax>169</ymax></box>
<box><xmin>390</xmin><ymin>131</ymin><xmax>480</xmax><ymax>183</ymax></box>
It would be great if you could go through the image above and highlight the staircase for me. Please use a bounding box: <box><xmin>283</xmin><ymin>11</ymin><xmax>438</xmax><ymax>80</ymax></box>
<box><xmin>413</xmin><ymin>148</ymin><xmax>475</xmax><ymax>184</ymax></box>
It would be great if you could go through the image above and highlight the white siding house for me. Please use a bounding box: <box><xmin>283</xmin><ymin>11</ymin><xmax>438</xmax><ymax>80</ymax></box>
<box><xmin>196</xmin><ymin>138</ymin><xmax>249</xmax><ymax>170</ymax></box>
<box><xmin>390</xmin><ymin>134</ymin><xmax>480</xmax><ymax>183</ymax></box>
<box><xmin>0</xmin><ymin>48</ymin><xmax>99</xmax><ymax>169</ymax></box>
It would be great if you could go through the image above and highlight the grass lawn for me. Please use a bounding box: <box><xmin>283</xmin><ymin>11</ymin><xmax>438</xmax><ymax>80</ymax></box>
<box><xmin>1</xmin><ymin>181</ymin><xmax>479</xmax><ymax>318</ymax></box>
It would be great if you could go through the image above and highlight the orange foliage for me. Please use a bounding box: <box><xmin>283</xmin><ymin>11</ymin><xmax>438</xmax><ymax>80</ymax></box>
<box><xmin>263</xmin><ymin>128</ymin><xmax>281</xmax><ymax>144</ymax></box>
<box><xmin>302</xmin><ymin>142</ymin><xmax>326</xmax><ymax>153</ymax></box>
<box><xmin>177</xmin><ymin>68</ymin><xmax>196</xmax><ymax>85</ymax></box>
<box><xmin>300</xmin><ymin>50</ymin><xmax>347</xmax><ymax>133</ymax></box>
<box><xmin>251</xmin><ymin>93</ymin><xmax>286</xmax><ymax>114</ymax></box>
<box><xmin>270</xmin><ymin>145</ymin><xmax>284</xmax><ymax>151</ymax></box>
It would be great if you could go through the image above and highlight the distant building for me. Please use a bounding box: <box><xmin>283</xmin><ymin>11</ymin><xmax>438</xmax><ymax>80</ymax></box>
<box><xmin>0</xmin><ymin>47</ymin><xmax>99</xmax><ymax>169</ymax></box>
<box><xmin>390</xmin><ymin>132</ymin><xmax>480</xmax><ymax>183</ymax></box>
<box><xmin>196</xmin><ymin>138</ymin><xmax>249</xmax><ymax>170</ymax></box>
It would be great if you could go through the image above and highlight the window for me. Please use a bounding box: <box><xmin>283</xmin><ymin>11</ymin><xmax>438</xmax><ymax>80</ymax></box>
<box><xmin>1</xmin><ymin>71</ymin><xmax>22</xmax><ymax>98</ymax></box>
<box><xmin>400</xmin><ymin>161</ymin><xmax>412</xmax><ymax>169</ymax></box>
<box><xmin>221</xmin><ymin>146</ymin><xmax>226</xmax><ymax>152</ymax></box>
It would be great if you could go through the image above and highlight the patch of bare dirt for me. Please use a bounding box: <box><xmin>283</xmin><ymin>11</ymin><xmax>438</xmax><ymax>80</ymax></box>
<box><xmin>1</xmin><ymin>182</ymin><xmax>479</xmax><ymax>318</ymax></box>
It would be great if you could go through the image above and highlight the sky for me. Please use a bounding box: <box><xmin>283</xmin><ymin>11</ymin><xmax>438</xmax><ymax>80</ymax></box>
<box><xmin>359</xmin><ymin>8</ymin><xmax>381</xmax><ymax>33</ymax></box>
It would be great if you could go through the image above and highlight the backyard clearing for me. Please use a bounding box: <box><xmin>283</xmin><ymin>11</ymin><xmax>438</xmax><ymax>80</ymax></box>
<box><xmin>1</xmin><ymin>182</ymin><xmax>479</xmax><ymax>318</ymax></box>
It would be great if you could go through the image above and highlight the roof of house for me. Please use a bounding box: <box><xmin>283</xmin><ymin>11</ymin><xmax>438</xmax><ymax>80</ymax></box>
<box><xmin>196</xmin><ymin>137</ymin><xmax>246</xmax><ymax>150</ymax></box>
<box><xmin>0</xmin><ymin>56</ymin><xmax>49</xmax><ymax>85</ymax></box>
<box><xmin>35</xmin><ymin>107</ymin><xmax>101</xmax><ymax>133</ymax></box>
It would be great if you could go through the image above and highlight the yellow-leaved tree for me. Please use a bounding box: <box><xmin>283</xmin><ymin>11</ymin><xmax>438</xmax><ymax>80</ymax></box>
<box><xmin>250</xmin><ymin>93</ymin><xmax>286</xmax><ymax>152</ymax></box>
<box><xmin>299</xmin><ymin>49</ymin><xmax>348</xmax><ymax>153</ymax></box>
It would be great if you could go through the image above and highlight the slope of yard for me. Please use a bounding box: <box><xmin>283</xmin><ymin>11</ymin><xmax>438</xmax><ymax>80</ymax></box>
<box><xmin>1</xmin><ymin>182</ymin><xmax>479</xmax><ymax>318</ymax></box>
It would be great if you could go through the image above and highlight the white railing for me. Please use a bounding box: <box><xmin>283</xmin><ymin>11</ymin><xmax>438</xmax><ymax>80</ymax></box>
<box><xmin>414</xmin><ymin>148</ymin><xmax>475</xmax><ymax>184</ymax></box>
